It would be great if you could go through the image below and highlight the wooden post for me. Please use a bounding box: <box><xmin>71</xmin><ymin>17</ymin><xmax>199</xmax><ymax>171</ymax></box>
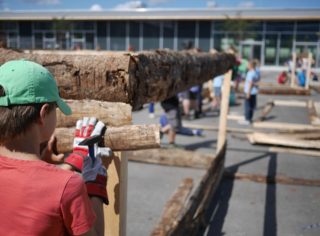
<box><xmin>305</xmin><ymin>52</ymin><xmax>312</xmax><ymax>90</ymax></box>
<box><xmin>290</xmin><ymin>52</ymin><xmax>296</xmax><ymax>87</ymax></box>
<box><xmin>216</xmin><ymin>70</ymin><xmax>232</xmax><ymax>153</ymax></box>
<box><xmin>103</xmin><ymin>152</ymin><xmax>128</xmax><ymax>236</ymax></box>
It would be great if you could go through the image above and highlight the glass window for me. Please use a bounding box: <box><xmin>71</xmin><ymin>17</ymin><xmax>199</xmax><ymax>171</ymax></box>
<box><xmin>296</xmin><ymin>33</ymin><xmax>318</xmax><ymax>42</ymax></box>
<box><xmin>97</xmin><ymin>21</ymin><xmax>107</xmax><ymax>50</ymax></box>
<box><xmin>85</xmin><ymin>33</ymin><xmax>94</xmax><ymax>50</ymax></box>
<box><xmin>214</xmin><ymin>21</ymin><xmax>224</xmax><ymax>31</ymax></box>
<box><xmin>177</xmin><ymin>21</ymin><xmax>195</xmax><ymax>50</ymax></box>
<box><xmin>0</xmin><ymin>22</ymin><xmax>18</xmax><ymax>31</ymax></box>
<box><xmin>213</xmin><ymin>33</ymin><xmax>225</xmax><ymax>51</ymax></box>
<box><xmin>8</xmin><ymin>32</ymin><xmax>18</xmax><ymax>48</ymax></box>
<box><xmin>265</xmin><ymin>34</ymin><xmax>277</xmax><ymax>65</ymax></box>
<box><xmin>266</xmin><ymin>21</ymin><xmax>294</xmax><ymax>32</ymax></box>
<box><xmin>129</xmin><ymin>22</ymin><xmax>139</xmax><ymax>51</ymax></box>
<box><xmin>34</xmin><ymin>33</ymin><xmax>43</xmax><ymax>49</ymax></box>
<box><xmin>143</xmin><ymin>21</ymin><xmax>159</xmax><ymax>50</ymax></box>
<box><xmin>199</xmin><ymin>21</ymin><xmax>211</xmax><ymax>51</ymax></box>
<box><xmin>163</xmin><ymin>21</ymin><xmax>174</xmax><ymax>49</ymax></box>
<box><xmin>297</xmin><ymin>21</ymin><xmax>319</xmax><ymax>32</ymax></box>
<box><xmin>19</xmin><ymin>22</ymin><xmax>32</xmax><ymax>36</ymax></box>
<box><xmin>73</xmin><ymin>21</ymin><xmax>94</xmax><ymax>31</ymax></box>
<box><xmin>110</xmin><ymin>21</ymin><xmax>126</xmax><ymax>51</ymax></box>
<box><xmin>33</xmin><ymin>21</ymin><xmax>53</xmax><ymax>30</ymax></box>
<box><xmin>279</xmin><ymin>34</ymin><xmax>293</xmax><ymax>65</ymax></box>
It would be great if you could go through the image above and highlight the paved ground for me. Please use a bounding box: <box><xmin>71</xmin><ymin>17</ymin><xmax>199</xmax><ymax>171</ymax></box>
<box><xmin>127</xmin><ymin>71</ymin><xmax>320</xmax><ymax>236</ymax></box>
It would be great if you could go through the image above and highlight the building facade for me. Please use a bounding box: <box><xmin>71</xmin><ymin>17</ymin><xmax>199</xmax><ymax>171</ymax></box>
<box><xmin>0</xmin><ymin>8</ymin><xmax>319</xmax><ymax>67</ymax></box>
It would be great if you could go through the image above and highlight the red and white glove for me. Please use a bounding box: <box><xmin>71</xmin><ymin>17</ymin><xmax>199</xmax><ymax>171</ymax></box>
<box><xmin>64</xmin><ymin>117</ymin><xmax>111</xmax><ymax>172</ymax></box>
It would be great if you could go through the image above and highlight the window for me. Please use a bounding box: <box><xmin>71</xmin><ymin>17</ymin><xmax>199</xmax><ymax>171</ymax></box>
<box><xmin>19</xmin><ymin>22</ymin><xmax>32</xmax><ymax>49</ymax></box>
<box><xmin>97</xmin><ymin>21</ymin><xmax>107</xmax><ymax>49</ymax></box>
<box><xmin>279</xmin><ymin>34</ymin><xmax>293</xmax><ymax>65</ymax></box>
<box><xmin>177</xmin><ymin>21</ymin><xmax>195</xmax><ymax>50</ymax></box>
<box><xmin>33</xmin><ymin>21</ymin><xmax>53</xmax><ymax>30</ymax></box>
<box><xmin>266</xmin><ymin>21</ymin><xmax>294</xmax><ymax>32</ymax></box>
<box><xmin>110</xmin><ymin>21</ymin><xmax>126</xmax><ymax>51</ymax></box>
<box><xmin>163</xmin><ymin>21</ymin><xmax>174</xmax><ymax>49</ymax></box>
<box><xmin>143</xmin><ymin>21</ymin><xmax>160</xmax><ymax>50</ymax></box>
<box><xmin>129</xmin><ymin>21</ymin><xmax>140</xmax><ymax>51</ymax></box>
<box><xmin>297</xmin><ymin>21</ymin><xmax>319</xmax><ymax>32</ymax></box>
<box><xmin>199</xmin><ymin>21</ymin><xmax>211</xmax><ymax>51</ymax></box>
<box><xmin>73</xmin><ymin>21</ymin><xmax>94</xmax><ymax>31</ymax></box>
<box><xmin>265</xmin><ymin>34</ymin><xmax>277</xmax><ymax>65</ymax></box>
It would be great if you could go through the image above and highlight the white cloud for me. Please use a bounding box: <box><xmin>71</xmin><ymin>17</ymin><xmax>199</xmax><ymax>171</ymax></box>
<box><xmin>207</xmin><ymin>1</ymin><xmax>217</xmax><ymax>8</ymax></box>
<box><xmin>90</xmin><ymin>4</ymin><xmax>103</xmax><ymax>11</ymax></box>
<box><xmin>238</xmin><ymin>1</ymin><xmax>255</xmax><ymax>8</ymax></box>
<box><xmin>114</xmin><ymin>1</ymin><xmax>147</xmax><ymax>9</ymax></box>
<box><xmin>21</xmin><ymin>0</ymin><xmax>60</xmax><ymax>4</ymax></box>
<box><xmin>147</xmin><ymin>0</ymin><xmax>170</xmax><ymax>6</ymax></box>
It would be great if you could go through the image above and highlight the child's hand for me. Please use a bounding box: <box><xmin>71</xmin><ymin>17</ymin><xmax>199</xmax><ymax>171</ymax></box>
<box><xmin>41</xmin><ymin>135</ymin><xmax>64</xmax><ymax>164</ymax></box>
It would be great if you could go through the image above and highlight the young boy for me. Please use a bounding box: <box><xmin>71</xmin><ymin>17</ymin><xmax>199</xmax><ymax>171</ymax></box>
<box><xmin>0</xmin><ymin>60</ymin><xmax>107</xmax><ymax>236</ymax></box>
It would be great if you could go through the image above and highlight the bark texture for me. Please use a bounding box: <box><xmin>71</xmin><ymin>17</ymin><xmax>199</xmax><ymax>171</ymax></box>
<box><xmin>0</xmin><ymin>49</ymin><xmax>236</xmax><ymax>109</ymax></box>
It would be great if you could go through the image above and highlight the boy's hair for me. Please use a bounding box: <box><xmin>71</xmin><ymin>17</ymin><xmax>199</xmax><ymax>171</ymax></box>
<box><xmin>0</xmin><ymin>86</ymin><xmax>56</xmax><ymax>143</ymax></box>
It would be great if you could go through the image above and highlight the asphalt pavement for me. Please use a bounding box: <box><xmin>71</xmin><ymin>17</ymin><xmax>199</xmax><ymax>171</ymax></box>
<box><xmin>127</xmin><ymin>70</ymin><xmax>320</xmax><ymax>236</ymax></box>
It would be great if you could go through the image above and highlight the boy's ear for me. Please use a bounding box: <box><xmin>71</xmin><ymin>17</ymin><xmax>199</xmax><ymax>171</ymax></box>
<box><xmin>39</xmin><ymin>103</ymin><xmax>49</xmax><ymax>125</ymax></box>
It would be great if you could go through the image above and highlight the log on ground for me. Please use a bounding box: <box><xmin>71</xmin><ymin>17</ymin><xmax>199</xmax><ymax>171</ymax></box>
<box><xmin>259</xmin><ymin>86</ymin><xmax>310</xmax><ymax>95</ymax></box>
<box><xmin>55</xmin><ymin>124</ymin><xmax>160</xmax><ymax>152</ymax></box>
<box><xmin>129</xmin><ymin>148</ymin><xmax>214</xmax><ymax>169</ymax></box>
<box><xmin>0</xmin><ymin>48</ymin><xmax>236</xmax><ymax>109</ymax></box>
<box><xmin>56</xmin><ymin>99</ymin><xmax>132</xmax><ymax>127</ymax></box>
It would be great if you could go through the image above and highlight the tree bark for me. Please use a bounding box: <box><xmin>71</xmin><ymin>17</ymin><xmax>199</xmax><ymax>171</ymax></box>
<box><xmin>55</xmin><ymin>124</ymin><xmax>160</xmax><ymax>152</ymax></box>
<box><xmin>0</xmin><ymin>48</ymin><xmax>235</xmax><ymax>109</ymax></box>
<box><xmin>56</xmin><ymin>99</ymin><xmax>132</xmax><ymax>127</ymax></box>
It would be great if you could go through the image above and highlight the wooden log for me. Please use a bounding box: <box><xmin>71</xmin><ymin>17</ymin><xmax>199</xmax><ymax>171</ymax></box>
<box><xmin>259</xmin><ymin>86</ymin><xmax>311</xmax><ymax>96</ymax></box>
<box><xmin>247</xmin><ymin>132</ymin><xmax>320</xmax><ymax>149</ymax></box>
<box><xmin>55</xmin><ymin>124</ymin><xmax>160</xmax><ymax>152</ymax></box>
<box><xmin>273</xmin><ymin>99</ymin><xmax>306</xmax><ymax>107</ymax></box>
<box><xmin>151</xmin><ymin>178</ymin><xmax>194</xmax><ymax>236</ymax></box>
<box><xmin>269</xmin><ymin>147</ymin><xmax>320</xmax><ymax>157</ymax></box>
<box><xmin>56</xmin><ymin>99</ymin><xmax>132</xmax><ymax>127</ymax></box>
<box><xmin>256</xmin><ymin>101</ymin><xmax>274</xmax><ymax>121</ymax></box>
<box><xmin>129</xmin><ymin>148</ymin><xmax>214</xmax><ymax>169</ymax></box>
<box><xmin>253</xmin><ymin>122</ymin><xmax>317</xmax><ymax>131</ymax></box>
<box><xmin>0</xmin><ymin>48</ymin><xmax>235</xmax><ymax>109</ymax></box>
<box><xmin>224</xmin><ymin>170</ymin><xmax>320</xmax><ymax>187</ymax></box>
<box><xmin>169</xmin><ymin>141</ymin><xmax>226</xmax><ymax>235</ymax></box>
<box><xmin>217</xmin><ymin>70</ymin><xmax>232</xmax><ymax>152</ymax></box>
<box><xmin>182</xmin><ymin>122</ymin><xmax>253</xmax><ymax>134</ymax></box>
<box><xmin>227</xmin><ymin>114</ymin><xmax>244</xmax><ymax>121</ymax></box>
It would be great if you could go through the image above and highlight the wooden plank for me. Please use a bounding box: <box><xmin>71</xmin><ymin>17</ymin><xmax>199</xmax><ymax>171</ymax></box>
<box><xmin>224</xmin><ymin>170</ymin><xmax>320</xmax><ymax>187</ymax></box>
<box><xmin>129</xmin><ymin>148</ymin><xmax>214</xmax><ymax>169</ymax></box>
<box><xmin>0</xmin><ymin>48</ymin><xmax>235</xmax><ymax>109</ymax></box>
<box><xmin>247</xmin><ymin>132</ymin><xmax>320</xmax><ymax>149</ymax></box>
<box><xmin>227</xmin><ymin>114</ymin><xmax>244</xmax><ymax>121</ymax></box>
<box><xmin>269</xmin><ymin>147</ymin><xmax>320</xmax><ymax>157</ymax></box>
<box><xmin>305</xmin><ymin>52</ymin><xmax>312</xmax><ymax>90</ymax></box>
<box><xmin>151</xmin><ymin>178</ymin><xmax>194</xmax><ymax>236</ymax></box>
<box><xmin>217</xmin><ymin>70</ymin><xmax>232</xmax><ymax>152</ymax></box>
<box><xmin>253</xmin><ymin>122</ymin><xmax>317</xmax><ymax>131</ymax></box>
<box><xmin>290</xmin><ymin>52</ymin><xmax>296</xmax><ymax>87</ymax></box>
<box><xmin>273</xmin><ymin>99</ymin><xmax>306</xmax><ymax>107</ymax></box>
<box><xmin>102</xmin><ymin>151</ymin><xmax>128</xmax><ymax>236</ymax></box>
<box><xmin>56</xmin><ymin>99</ymin><xmax>132</xmax><ymax>127</ymax></box>
<box><xmin>55</xmin><ymin>124</ymin><xmax>160</xmax><ymax>152</ymax></box>
<box><xmin>182</xmin><ymin>123</ymin><xmax>253</xmax><ymax>134</ymax></box>
<box><xmin>259</xmin><ymin>86</ymin><xmax>310</xmax><ymax>96</ymax></box>
<box><xmin>307</xmin><ymin>100</ymin><xmax>320</xmax><ymax>126</ymax></box>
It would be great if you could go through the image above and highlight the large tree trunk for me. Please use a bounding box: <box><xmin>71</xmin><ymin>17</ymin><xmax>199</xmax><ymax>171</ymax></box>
<box><xmin>0</xmin><ymin>49</ymin><xmax>235</xmax><ymax>109</ymax></box>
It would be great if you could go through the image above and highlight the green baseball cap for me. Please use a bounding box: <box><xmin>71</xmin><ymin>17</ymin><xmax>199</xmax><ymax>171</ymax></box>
<box><xmin>0</xmin><ymin>60</ymin><xmax>72</xmax><ymax>115</ymax></box>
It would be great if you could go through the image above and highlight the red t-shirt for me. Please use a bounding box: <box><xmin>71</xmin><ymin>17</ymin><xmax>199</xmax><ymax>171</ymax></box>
<box><xmin>0</xmin><ymin>156</ymin><xmax>96</xmax><ymax>236</ymax></box>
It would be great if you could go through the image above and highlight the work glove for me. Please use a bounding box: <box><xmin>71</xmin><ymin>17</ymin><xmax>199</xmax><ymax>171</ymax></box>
<box><xmin>64</xmin><ymin>117</ymin><xmax>111</xmax><ymax>172</ymax></box>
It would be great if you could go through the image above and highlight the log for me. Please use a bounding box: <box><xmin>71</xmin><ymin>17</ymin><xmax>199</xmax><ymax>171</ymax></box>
<box><xmin>55</xmin><ymin>124</ymin><xmax>160</xmax><ymax>152</ymax></box>
<box><xmin>273</xmin><ymin>99</ymin><xmax>306</xmax><ymax>107</ymax></box>
<box><xmin>259</xmin><ymin>86</ymin><xmax>311</xmax><ymax>96</ymax></box>
<box><xmin>247</xmin><ymin>132</ymin><xmax>320</xmax><ymax>150</ymax></box>
<box><xmin>0</xmin><ymin>48</ymin><xmax>235</xmax><ymax>109</ymax></box>
<box><xmin>224</xmin><ymin>170</ymin><xmax>320</xmax><ymax>187</ymax></box>
<box><xmin>129</xmin><ymin>148</ymin><xmax>214</xmax><ymax>169</ymax></box>
<box><xmin>269</xmin><ymin>147</ymin><xmax>320</xmax><ymax>157</ymax></box>
<box><xmin>253</xmin><ymin>122</ymin><xmax>317</xmax><ymax>131</ymax></box>
<box><xmin>169</xmin><ymin>141</ymin><xmax>226</xmax><ymax>235</ymax></box>
<box><xmin>56</xmin><ymin>99</ymin><xmax>132</xmax><ymax>127</ymax></box>
<box><xmin>256</xmin><ymin>101</ymin><xmax>274</xmax><ymax>121</ymax></box>
<box><xmin>182</xmin><ymin>123</ymin><xmax>253</xmax><ymax>134</ymax></box>
<box><xmin>151</xmin><ymin>178</ymin><xmax>194</xmax><ymax>236</ymax></box>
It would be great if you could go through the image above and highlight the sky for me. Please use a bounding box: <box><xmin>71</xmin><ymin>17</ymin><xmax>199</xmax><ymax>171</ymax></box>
<box><xmin>1</xmin><ymin>0</ymin><xmax>320</xmax><ymax>11</ymax></box>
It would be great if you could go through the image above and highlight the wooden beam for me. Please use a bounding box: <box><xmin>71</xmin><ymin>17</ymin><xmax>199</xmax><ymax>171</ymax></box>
<box><xmin>102</xmin><ymin>151</ymin><xmax>128</xmax><ymax>236</ymax></box>
<box><xmin>0</xmin><ymin>48</ymin><xmax>235</xmax><ymax>109</ymax></box>
<box><xmin>307</xmin><ymin>100</ymin><xmax>320</xmax><ymax>126</ymax></box>
<box><xmin>224</xmin><ymin>170</ymin><xmax>320</xmax><ymax>187</ymax></box>
<box><xmin>259</xmin><ymin>86</ymin><xmax>310</xmax><ymax>96</ymax></box>
<box><xmin>129</xmin><ymin>148</ymin><xmax>214</xmax><ymax>169</ymax></box>
<box><xmin>151</xmin><ymin>178</ymin><xmax>194</xmax><ymax>236</ymax></box>
<box><xmin>55</xmin><ymin>124</ymin><xmax>160</xmax><ymax>152</ymax></box>
<box><xmin>217</xmin><ymin>70</ymin><xmax>232</xmax><ymax>153</ymax></box>
<box><xmin>273</xmin><ymin>99</ymin><xmax>306</xmax><ymax>107</ymax></box>
<box><xmin>247</xmin><ymin>132</ymin><xmax>320</xmax><ymax>149</ymax></box>
<box><xmin>182</xmin><ymin>122</ymin><xmax>253</xmax><ymax>134</ymax></box>
<box><xmin>305</xmin><ymin>52</ymin><xmax>312</xmax><ymax>90</ymax></box>
<box><xmin>56</xmin><ymin>99</ymin><xmax>132</xmax><ymax>127</ymax></box>
<box><xmin>290</xmin><ymin>52</ymin><xmax>296</xmax><ymax>87</ymax></box>
<box><xmin>227</xmin><ymin>114</ymin><xmax>244</xmax><ymax>121</ymax></box>
<box><xmin>269</xmin><ymin>147</ymin><xmax>320</xmax><ymax>157</ymax></box>
<box><xmin>253</xmin><ymin>122</ymin><xmax>317</xmax><ymax>131</ymax></box>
